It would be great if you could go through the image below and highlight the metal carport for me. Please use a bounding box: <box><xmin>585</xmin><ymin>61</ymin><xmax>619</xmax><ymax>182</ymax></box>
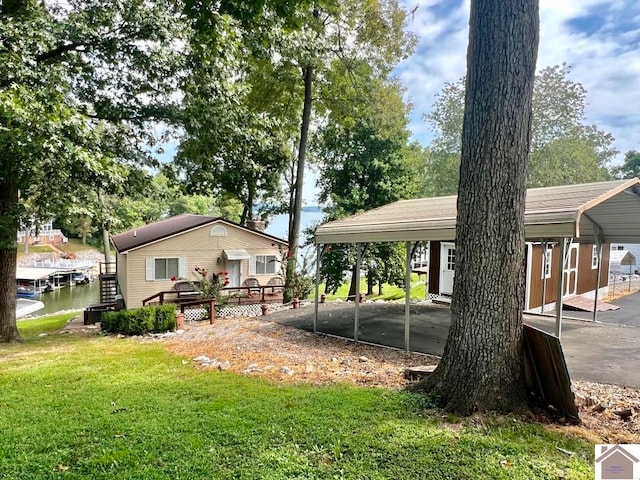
<box><xmin>312</xmin><ymin>178</ymin><xmax>640</xmax><ymax>351</ymax></box>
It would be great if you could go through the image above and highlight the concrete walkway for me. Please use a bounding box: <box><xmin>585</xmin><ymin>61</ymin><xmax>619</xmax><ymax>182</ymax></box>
<box><xmin>266</xmin><ymin>301</ymin><xmax>640</xmax><ymax>388</ymax></box>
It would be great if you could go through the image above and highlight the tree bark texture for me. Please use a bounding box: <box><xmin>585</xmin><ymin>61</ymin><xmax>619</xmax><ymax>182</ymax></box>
<box><xmin>285</xmin><ymin>64</ymin><xmax>313</xmax><ymax>303</ymax></box>
<box><xmin>424</xmin><ymin>0</ymin><xmax>539</xmax><ymax>414</ymax></box>
<box><xmin>0</xmin><ymin>178</ymin><xmax>22</xmax><ymax>343</ymax></box>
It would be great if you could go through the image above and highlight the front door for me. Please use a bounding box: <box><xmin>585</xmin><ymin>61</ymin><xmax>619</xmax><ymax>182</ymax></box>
<box><xmin>227</xmin><ymin>260</ymin><xmax>241</xmax><ymax>288</ymax></box>
<box><xmin>440</xmin><ymin>243</ymin><xmax>456</xmax><ymax>295</ymax></box>
<box><xmin>563</xmin><ymin>242</ymin><xmax>579</xmax><ymax>297</ymax></box>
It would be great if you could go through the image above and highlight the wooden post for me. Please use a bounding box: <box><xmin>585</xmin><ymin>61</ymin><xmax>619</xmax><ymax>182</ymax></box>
<box><xmin>209</xmin><ymin>299</ymin><xmax>216</xmax><ymax>324</ymax></box>
<box><xmin>175</xmin><ymin>312</ymin><xmax>185</xmax><ymax>330</ymax></box>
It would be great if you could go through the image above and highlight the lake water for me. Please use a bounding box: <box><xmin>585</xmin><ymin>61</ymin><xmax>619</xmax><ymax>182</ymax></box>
<box><xmin>32</xmin><ymin>282</ymin><xmax>100</xmax><ymax>316</ymax></box>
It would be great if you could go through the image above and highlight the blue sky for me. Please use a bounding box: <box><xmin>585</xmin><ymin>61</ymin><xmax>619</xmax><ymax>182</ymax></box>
<box><xmin>397</xmin><ymin>0</ymin><xmax>640</xmax><ymax>157</ymax></box>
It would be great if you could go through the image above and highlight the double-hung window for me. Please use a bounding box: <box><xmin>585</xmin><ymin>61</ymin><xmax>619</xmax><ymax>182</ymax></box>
<box><xmin>255</xmin><ymin>255</ymin><xmax>277</xmax><ymax>275</ymax></box>
<box><xmin>591</xmin><ymin>245</ymin><xmax>599</xmax><ymax>269</ymax></box>
<box><xmin>146</xmin><ymin>257</ymin><xmax>186</xmax><ymax>281</ymax></box>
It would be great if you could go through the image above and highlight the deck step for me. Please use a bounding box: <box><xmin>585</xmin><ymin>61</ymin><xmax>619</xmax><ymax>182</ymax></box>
<box><xmin>563</xmin><ymin>295</ymin><xmax>619</xmax><ymax>312</ymax></box>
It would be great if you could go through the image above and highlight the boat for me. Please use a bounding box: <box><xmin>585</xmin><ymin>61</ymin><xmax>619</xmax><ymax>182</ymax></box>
<box><xmin>16</xmin><ymin>298</ymin><xmax>45</xmax><ymax>318</ymax></box>
<box><xmin>16</xmin><ymin>285</ymin><xmax>38</xmax><ymax>298</ymax></box>
<box><xmin>71</xmin><ymin>272</ymin><xmax>91</xmax><ymax>284</ymax></box>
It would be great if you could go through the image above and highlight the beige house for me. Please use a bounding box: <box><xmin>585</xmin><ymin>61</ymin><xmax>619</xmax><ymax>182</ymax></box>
<box><xmin>111</xmin><ymin>215</ymin><xmax>288</xmax><ymax>308</ymax></box>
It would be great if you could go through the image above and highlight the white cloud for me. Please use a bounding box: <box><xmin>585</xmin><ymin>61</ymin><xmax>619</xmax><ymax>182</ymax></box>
<box><xmin>399</xmin><ymin>0</ymin><xmax>640</xmax><ymax>162</ymax></box>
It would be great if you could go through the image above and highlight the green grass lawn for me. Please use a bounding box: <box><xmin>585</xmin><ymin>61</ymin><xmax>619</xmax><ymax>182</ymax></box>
<box><xmin>17</xmin><ymin>238</ymin><xmax>104</xmax><ymax>256</ymax></box>
<box><xmin>319</xmin><ymin>274</ymin><xmax>428</xmax><ymax>302</ymax></box>
<box><xmin>0</xmin><ymin>317</ymin><xmax>595</xmax><ymax>479</ymax></box>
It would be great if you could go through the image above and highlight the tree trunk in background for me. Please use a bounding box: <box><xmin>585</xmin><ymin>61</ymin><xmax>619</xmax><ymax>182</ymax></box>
<box><xmin>285</xmin><ymin>64</ymin><xmax>313</xmax><ymax>303</ymax></box>
<box><xmin>367</xmin><ymin>270</ymin><xmax>374</xmax><ymax>295</ymax></box>
<box><xmin>0</xmin><ymin>178</ymin><xmax>22</xmax><ymax>343</ymax></box>
<box><xmin>423</xmin><ymin>0</ymin><xmax>539</xmax><ymax>414</ymax></box>
<box><xmin>102</xmin><ymin>227</ymin><xmax>112</xmax><ymax>265</ymax></box>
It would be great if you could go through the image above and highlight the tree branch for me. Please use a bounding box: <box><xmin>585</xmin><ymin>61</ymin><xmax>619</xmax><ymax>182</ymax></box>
<box><xmin>35</xmin><ymin>42</ymin><xmax>85</xmax><ymax>63</ymax></box>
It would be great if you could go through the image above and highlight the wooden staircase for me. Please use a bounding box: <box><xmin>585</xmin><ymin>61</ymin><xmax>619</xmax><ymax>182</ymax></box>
<box><xmin>99</xmin><ymin>262</ymin><xmax>118</xmax><ymax>303</ymax></box>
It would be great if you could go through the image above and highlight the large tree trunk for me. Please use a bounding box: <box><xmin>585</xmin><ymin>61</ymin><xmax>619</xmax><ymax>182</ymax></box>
<box><xmin>285</xmin><ymin>64</ymin><xmax>313</xmax><ymax>303</ymax></box>
<box><xmin>0</xmin><ymin>179</ymin><xmax>22</xmax><ymax>343</ymax></box>
<box><xmin>423</xmin><ymin>0</ymin><xmax>539</xmax><ymax>414</ymax></box>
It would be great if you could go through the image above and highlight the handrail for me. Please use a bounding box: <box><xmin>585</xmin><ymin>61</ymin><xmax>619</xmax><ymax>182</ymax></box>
<box><xmin>222</xmin><ymin>285</ymin><xmax>284</xmax><ymax>302</ymax></box>
<box><xmin>142</xmin><ymin>290</ymin><xmax>195</xmax><ymax>306</ymax></box>
<box><xmin>99</xmin><ymin>262</ymin><xmax>117</xmax><ymax>275</ymax></box>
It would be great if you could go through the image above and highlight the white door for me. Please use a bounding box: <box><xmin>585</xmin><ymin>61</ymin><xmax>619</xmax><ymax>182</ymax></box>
<box><xmin>440</xmin><ymin>243</ymin><xmax>456</xmax><ymax>295</ymax></box>
<box><xmin>227</xmin><ymin>260</ymin><xmax>241</xmax><ymax>288</ymax></box>
<box><xmin>563</xmin><ymin>243</ymin><xmax>579</xmax><ymax>297</ymax></box>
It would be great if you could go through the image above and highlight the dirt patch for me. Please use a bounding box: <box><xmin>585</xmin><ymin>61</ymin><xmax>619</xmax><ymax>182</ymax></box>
<box><xmin>163</xmin><ymin>317</ymin><xmax>436</xmax><ymax>388</ymax></box>
<box><xmin>160</xmin><ymin>316</ymin><xmax>640</xmax><ymax>443</ymax></box>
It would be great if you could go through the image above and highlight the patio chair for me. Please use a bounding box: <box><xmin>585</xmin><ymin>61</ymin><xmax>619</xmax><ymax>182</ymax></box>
<box><xmin>242</xmin><ymin>277</ymin><xmax>261</xmax><ymax>295</ymax></box>
<box><xmin>266</xmin><ymin>276</ymin><xmax>285</xmax><ymax>295</ymax></box>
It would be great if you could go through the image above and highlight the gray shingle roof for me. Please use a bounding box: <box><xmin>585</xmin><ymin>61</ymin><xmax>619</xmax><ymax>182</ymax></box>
<box><xmin>111</xmin><ymin>214</ymin><xmax>288</xmax><ymax>253</ymax></box>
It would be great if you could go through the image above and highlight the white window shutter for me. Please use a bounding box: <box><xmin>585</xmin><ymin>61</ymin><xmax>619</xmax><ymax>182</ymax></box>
<box><xmin>178</xmin><ymin>257</ymin><xmax>188</xmax><ymax>279</ymax></box>
<box><xmin>249</xmin><ymin>255</ymin><xmax>256</xmax><ymax>275</ymax></box>
<box><xmin>146</xmin><ymin>257</ymin><xmax>155</xmax><ymax>281</ymax></box>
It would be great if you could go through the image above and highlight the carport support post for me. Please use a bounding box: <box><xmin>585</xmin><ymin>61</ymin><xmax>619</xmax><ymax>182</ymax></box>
<box><xmin>354</xmin><ymin>243</ymin><xmax>362</xmax><ymax>342</ymax></box>
<box><xmin>314</xmin><ymin>244</ymin><xmax>321</xmax><ymax>334</ymax></box>
<box><xmin>593</xmin><ymin>240</ymin><xmax>602</xmax><ymax>323</ymax></box>
<box><xmin>404</xmin><ymin>241</ymin><xmax>411</xmax><ymax>352</ymax></box>
<box><xmin>555</xmin><ymin>238</ymin><xmax>567</xmax><ymax>339</ymax></box>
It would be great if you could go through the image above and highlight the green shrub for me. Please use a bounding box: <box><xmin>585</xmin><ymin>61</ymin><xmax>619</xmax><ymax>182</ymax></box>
<box><xmin>154</xmin><ymin>304</ymin><xmax>177</xmax><ymax>332</ymax></box>
<box><xmin>101</xmin><ymin>310</ymin><xmax>120</xmax><ymax>333</ymax></box>
<box><xmin>127</xmin><ymin>307</ymin><xmax>155</xmax><ymax>335</ymax></box>
<box><xmin>101</xmin><ymin>305</ymin><xmax>177</xmax><ymax>335</ymax></box>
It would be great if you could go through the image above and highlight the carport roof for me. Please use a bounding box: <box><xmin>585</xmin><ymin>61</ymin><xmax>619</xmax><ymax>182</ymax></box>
<box><xmin>314</xmin><ymin>178</ymin><xmax>640</xmax><ymax>244</ymax></box>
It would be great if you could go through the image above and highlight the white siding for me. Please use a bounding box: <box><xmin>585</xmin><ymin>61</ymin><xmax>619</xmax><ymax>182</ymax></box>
<box><xmin>122</xmin><ymin>221</ymin><xmax>285</xmax><ymax>307</ymax></box>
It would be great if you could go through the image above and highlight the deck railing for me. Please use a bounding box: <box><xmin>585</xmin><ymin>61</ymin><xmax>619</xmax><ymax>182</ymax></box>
<box><xmin>100</xmin><ymin>262</ymin><xmax>117</xmax><ymax>276</ymax></box>
<box><xmin>142</xmin><ymin>285</ymin><xmax>284</xmax><ymax>307</ymax></box>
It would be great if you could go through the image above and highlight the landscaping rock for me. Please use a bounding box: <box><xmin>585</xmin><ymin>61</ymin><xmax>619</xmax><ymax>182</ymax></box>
<box><xmin>358</xmin><ymin>356</ymin><xmax>369</xmax><ymax>363</ymax></box>
<box><xmin>280</xmin><ymin>366</ymin><xmax>295</xmax><ymax>375</ymax></box>
<box><xmin>613</xmin><ymin>408</ymin><xmax>635</xmax><ymax>420</ymax></box>
<box><xmin>403</xmin><ymin>365</ymin><xmax>437</xmax><ymax>381</ymax></box>
<box><xmin>592</xmin><ymin>401</ymin><xmax>611</xmax><ymax>413</ymax></box>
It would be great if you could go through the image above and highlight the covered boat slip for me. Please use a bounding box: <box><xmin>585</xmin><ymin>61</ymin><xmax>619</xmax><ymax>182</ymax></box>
<box><xmin>17</xmin><ymin>266</ymin><xmax>93</xmax><ymax>292</ymax></box>
<box><xmin>312</xmin><ymin>179</ymin><xmax>640</xmax><ymax>351</ymax></box>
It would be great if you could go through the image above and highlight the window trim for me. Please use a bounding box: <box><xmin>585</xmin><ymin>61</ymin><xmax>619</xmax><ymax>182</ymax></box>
<box><xmin>146</xmin><ymin>256</ymin><xmax>187</xmax><ymax>281</ymax></box>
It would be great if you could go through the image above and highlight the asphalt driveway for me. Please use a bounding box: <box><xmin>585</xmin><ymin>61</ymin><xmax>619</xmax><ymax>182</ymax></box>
<box><xmin>266</xmin><ymin>300</ymin><xmax>640</xmax><ymax>388</ymax></box>
<box><xmin>563</xmin><ymin>290</ymin><xmax>640</xmax><ymax>327</ymax></box>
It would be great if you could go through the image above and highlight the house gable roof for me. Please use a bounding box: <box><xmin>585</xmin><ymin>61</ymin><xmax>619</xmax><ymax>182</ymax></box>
<box><xmin>111</xmin><ymin>214</ymin><xmax>288</xmax><ymax>253</ymax></box>
<box><xmin>595</xmin><ymin>444</ymin><xmax>639</xmax><ymax>464</ymax></box>
<box><xmin>315</xmin><ymin>179</ymin><xmax>640</xmax><ymax>244</ymax></box>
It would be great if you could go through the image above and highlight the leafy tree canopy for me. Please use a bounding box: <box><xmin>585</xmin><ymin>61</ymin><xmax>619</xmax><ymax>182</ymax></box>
<box><xmin>424</xmin><ymin>64</ymin><xmax>616</xmax><ymax>196</ymax></box>
<box><xmin>612</xmin><ymin>150</ymin><xmax>640</xmax><ymax>179</ymax></box>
